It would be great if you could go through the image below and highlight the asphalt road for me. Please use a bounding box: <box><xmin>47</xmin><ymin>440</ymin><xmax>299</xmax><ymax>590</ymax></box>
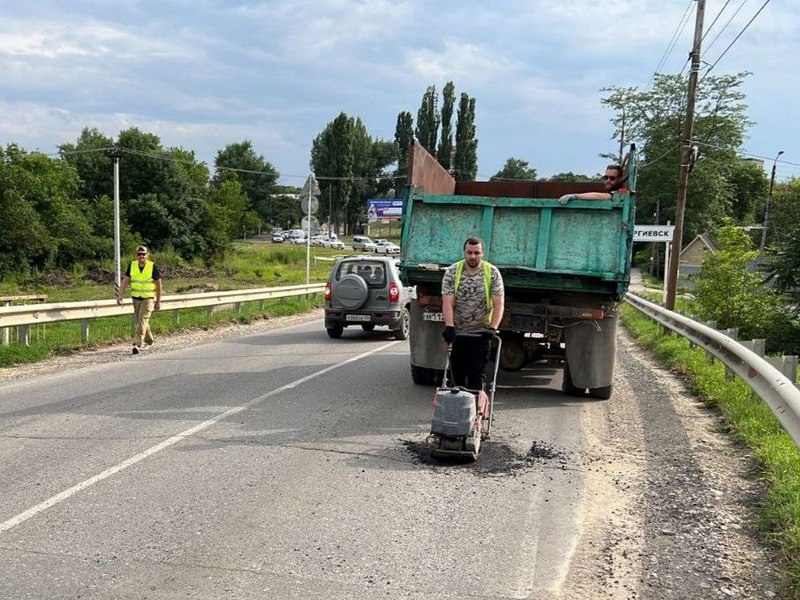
<box><xmin>0</xmin><ymin>317</ymin><xmax>780</xmax><ymax>599</ymax></box>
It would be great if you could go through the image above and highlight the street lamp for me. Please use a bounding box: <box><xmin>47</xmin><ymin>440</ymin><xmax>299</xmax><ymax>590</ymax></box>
<box><xmin>760</xmin><ymin>150</ymin><xmax>784</xmax><ymax>252</ymax></box>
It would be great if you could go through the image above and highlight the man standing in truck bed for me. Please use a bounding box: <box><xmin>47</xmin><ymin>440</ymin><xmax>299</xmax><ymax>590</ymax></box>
<box><xmin>441</xmin><ymin>236</ymin><xmax>505</xmax><ymax>390</ymax></box>
<box><xmin>558</xmin><ymin>164</ymin><xmax>628</xmax><ymax>203</ymax></box>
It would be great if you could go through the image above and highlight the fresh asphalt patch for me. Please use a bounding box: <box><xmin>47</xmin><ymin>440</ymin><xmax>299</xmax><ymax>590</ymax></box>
<box><xmin>400</xmin><ymin>438</ymin><xmax>574</xmax><ymax>477</ymax></box>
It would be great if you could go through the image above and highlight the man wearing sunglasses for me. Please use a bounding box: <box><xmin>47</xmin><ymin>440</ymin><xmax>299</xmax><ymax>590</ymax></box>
<box><xmin>116</xmin><ymin>246</ymin><xmax>163</xmax><ymax>355</ymax></box>
<box><xmin>558</xmin><ymin>165</ymin><xmax>628</xmax><ymax>204</ymax></box>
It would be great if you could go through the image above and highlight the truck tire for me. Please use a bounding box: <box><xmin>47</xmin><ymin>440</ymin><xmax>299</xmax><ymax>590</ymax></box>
<box><xmin>410</xmin><ymin>365</ymin><xmax>445</xmax><ymax>386</ymax></box>
<box><xmin>561</xmin><ymin>363</ymin><xmax>586</xmax><ymax>397</ymax></box>
<box><xmin>411</xmin><ymin>365</ymin><xmax>435</xmax><ymax>385</ymax></box>
<box><xmin>588</xmin><ymin>385</ymin><xmax>613</xmax><ymax>400</ymax></box>
<box><xmin>499</xmin><ymin>336</ymin><xmax>526</xmax><ymax>371</ymax></box>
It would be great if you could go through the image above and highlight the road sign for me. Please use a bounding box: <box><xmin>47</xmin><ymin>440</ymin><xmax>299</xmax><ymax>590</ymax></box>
<box><xmin>302</xmin><ymin>174</ymin><xmax>321</xmax><ymax>197</ymax></box>
<box><xmin>301</xmin><ymin>196</ymin><xmax>319</xmax><ymax>214</ymax></box>
<box><xmin>633</xmin><ymin>225</ymin><xmax>674</xmax><ymax>242</ymax></box>
<box><xmin>301</xmin><ymin>215</ymin><xmax>319</xmax><ymax>232</ymax></box>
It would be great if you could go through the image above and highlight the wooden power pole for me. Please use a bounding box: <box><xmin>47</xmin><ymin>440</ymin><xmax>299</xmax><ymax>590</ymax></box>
<box><xmin>665</xmin><ymin>0</ymin><xmax>706</xmax><ymax>310</ymax></box>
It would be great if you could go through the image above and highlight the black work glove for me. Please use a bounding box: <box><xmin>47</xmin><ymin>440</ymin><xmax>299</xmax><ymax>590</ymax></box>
<box><xmin>442</xmin><ymin>326</ymin><xmax>456</xmax><ymax>344</ymax></box>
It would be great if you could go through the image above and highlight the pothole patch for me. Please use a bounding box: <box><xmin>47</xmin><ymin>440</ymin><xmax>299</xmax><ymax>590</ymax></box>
<box><xmin>400</xmin><ymin>439</ymin><xmax>573</xmax><ymax>477</ymax></box>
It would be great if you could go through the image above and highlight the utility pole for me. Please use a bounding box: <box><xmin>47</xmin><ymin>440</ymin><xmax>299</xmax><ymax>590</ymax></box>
<box><xmin>665</xmin><ymin>0</ymin><xmax>706</xmax><ymax>310</ymax></box>
<box><xmin>109</xmin><ymin>148</ymin><xmax>123</xmax><ymax>294</ymax></box>
<box><xmin>760</xmin><ymin>150</ymin><xmax>784</xmax><ymax>252</ymax></box>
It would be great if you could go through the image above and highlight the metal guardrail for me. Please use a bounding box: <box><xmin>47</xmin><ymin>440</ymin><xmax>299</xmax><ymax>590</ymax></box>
<box><xmin>625</xmin><ymin>292</ymin><xmax>800</xmax><ymax>448</ymax></box>
<box><xmin>0</xmin><ymin>284</ymin><xmax>325</xmax><ymax>345</ymax></box>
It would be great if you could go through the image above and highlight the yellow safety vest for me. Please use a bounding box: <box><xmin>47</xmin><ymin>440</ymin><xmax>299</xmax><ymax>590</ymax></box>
<box><xmin>129</xmin><ymin>260</ymin><xmax>156</xmax><ymax>298</ymax></box>
<box><xmin>453</xmin><ymin>260</ymin><xmax>493</xmax><ymax>326</ymax></box>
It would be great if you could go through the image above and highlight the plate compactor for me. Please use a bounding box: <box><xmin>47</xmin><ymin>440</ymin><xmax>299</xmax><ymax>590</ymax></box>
<box><xmin>429</xmin><ymin>333</ymin><xmax>502</xmax><ymax>461</ymax></box>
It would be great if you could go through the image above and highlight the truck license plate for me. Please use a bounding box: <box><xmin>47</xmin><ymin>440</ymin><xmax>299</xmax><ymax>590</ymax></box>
<box><xmin>346</xmin><ymin>314</ymin><xmax>371</xmax><ymax>322</ymax></box>
<box><xmin>423</xmin><ymin>312</ymin><xmax>444</xmax><ymax>322</ymax></box>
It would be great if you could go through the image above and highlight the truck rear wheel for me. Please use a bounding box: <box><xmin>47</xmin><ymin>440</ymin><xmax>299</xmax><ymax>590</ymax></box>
<box><xmin>411</xmin><ymin>365</ymin><xmax>445</xmax><ymax>386</ymax></box>
<box><xmin>588</xmin><ymin>385</ymin><xmax>613</xmax><ymax>400</ymax></box>
<box><xmin>561</xmin><ymin>363</ymin><xmax>586</xmax><ymax>397</ymax></box>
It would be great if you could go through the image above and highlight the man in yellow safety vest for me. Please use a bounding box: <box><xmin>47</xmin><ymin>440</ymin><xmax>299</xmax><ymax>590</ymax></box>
<box><xmin>441</xmin><ymin>236</ymin><xmax>504</xmax><ymax>390</ymax></box>
<box><xmin>116</xmin><ymin>246</ymin><xmax>163</xmax><ymax>355</ymax></box>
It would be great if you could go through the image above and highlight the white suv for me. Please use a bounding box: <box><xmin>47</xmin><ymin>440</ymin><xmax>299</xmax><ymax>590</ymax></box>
<box><xmin>351</xmin><ymin>236</ymin><xmax>376</xmax><ymax>252</ymax></box>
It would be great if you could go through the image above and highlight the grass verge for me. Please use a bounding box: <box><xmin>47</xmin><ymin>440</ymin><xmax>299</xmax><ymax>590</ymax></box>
<box><xmin>620</xmin><ymin>302</ymin><xmax>800</xmax><ymax>594</ymax></box>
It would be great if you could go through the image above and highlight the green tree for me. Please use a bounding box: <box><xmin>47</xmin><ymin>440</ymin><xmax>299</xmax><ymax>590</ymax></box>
<box><xmin>272</xmin><ymin>185</ymin><xmax>303</xmax><ymax>230</ymax></box>
<box><xmin>768</xmin><ymin>178</ymin><xmax>800</xmax><ymax>248</ymax></box>
<box><xmin>602</xmin><ymin>73</ymin><xmax>753</xmax><ymax>242</ymax></box>
<box><xmin>415</xmin><ymin>85</ymin><xmax>440</xmax><ymax>156</ymax></box>
<box><xmin>692</xmin><ymin>224</ymin><xmax>789</xmax><ymax>346</ymax></box>
<box><xmin>724</xmin><ymin>159</ymin><xmax>768</xmax><ymax>225</ymax></box>
<box><xmin>491</xmin><ymin>158</ymin><xmax>537</xmax><ymax>181</ymax></box>
<box><xmin>766</xmin><ymin>178</ymin><xmax>800</xmax><ymax>309</ymax></box>
<box><xmin>213</xmin><ymin>140</ymin><xmax>279</xmax><ymax>225</ymax></box>
<box><xmin>394</xmin><ymin>111</ymin><xmax>414</xmax><ymax>187</ymax></box>
<box><xmin>453</xmin><ymin>93</ymin><xmax>478</xmax><ymax>181</ymax></box>
<box><xmin>548</xmin><ymin>172</ymin><xmax>594</xmax><ymax>182</ymax></box>
<box><xmin>0</xmin><ymin>144</ymin><xmax>104</xmax><ymax>270</ymax></box>
<box><xmin>311</xmin><ymin>112</ymin><xmax>355</xmax><ymax>232</ymax></box>
<box><xmin>311</xmin><ymin>113</ymin><xmax>396</xmax><ymax>233</ymax></box>
<box><xmin>437</xmin><ymin>81</ymin><xmax>456</xmax><ymax>172</ymax></box>
<box><xmin>206</xmin><ymin>173</ymin><xmax>248</xmax><ymax>240</ymax></box>
<box><xmin>59</xmin><ymin>127</ymin><xmax>116</xmax><ymax>200</ymax></box>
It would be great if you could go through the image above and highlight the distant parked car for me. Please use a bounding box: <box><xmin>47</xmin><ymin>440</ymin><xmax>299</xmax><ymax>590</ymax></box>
<box><xmin>271</xmin><ymin>231</ymin><xmax>284</xmax><ymax>243</ymax></box>
<box><xmin>324</xmin><ymin>256</ymin><xmax>410</xmax><ymax>340</ymax></box>
<box><xmin>351</xmin><ymin>235</ymin><xmax>376</xmax><ymax>252</ymax></box>
<box><xmin>286</xmin><ymin>229</ymin><xmax>306</xmax><ymax>244</ymax></box>
<box><xmin>375</xmin><ymin>240</ymin><xmax>400</xmax><ymax>255</ymax></box>
<box><xmin>322</xmin><ymin>237</ymin><xmax>345</xmax><ymax>250</ymax></box>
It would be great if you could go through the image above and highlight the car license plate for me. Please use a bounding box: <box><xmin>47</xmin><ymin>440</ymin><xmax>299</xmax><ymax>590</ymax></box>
<box><xmin>346</xmin><ymin>314</ymin><xmax>371</xmax><ymax>322</ymax></box>
<box><xmin>423</xmin><ymin>312</ymin><xmax>444</xmax><ymax>322</ymax></box>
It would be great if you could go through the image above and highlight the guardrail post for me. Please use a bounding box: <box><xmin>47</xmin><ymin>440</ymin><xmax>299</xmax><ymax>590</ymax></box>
<box><xmin>1</xmin><ymin>300</ymin><xmax>9</xmax><ymax>345</ymax></box>
<box><xmin>235</xmin><ymin>302</ymin><xmax>242</xmax><ymax>315</ymax></box>
<box><xmin>785</xmin><ymin>355</ymin><xmax>798</xmax><ymax>385</ymax></box>
<box><xmin>172</xmin><ymin>310</ymin><xmax>180</xmax><ymax>324</ymax></box>
<box><xmin>19</xmin><ymin>325</ymin><xmax>30</xmax><ymax>347</ymax></box>
<box><xmin>740</xmin><ymin>339</ymin><xmax>766</xmax><ymax>356</ymax></box>
<box><xmin>81</xmin><ymin>319</ymin><xmax>90</xmax><ymax>342</ymax></box>
<box><xmin>258</xmin><ymin>300</ymin><xmax>265</xmax><ymax>311</ymax></box>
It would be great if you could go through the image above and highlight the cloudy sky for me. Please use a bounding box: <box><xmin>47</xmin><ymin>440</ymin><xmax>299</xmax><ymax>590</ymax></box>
<box><xmin>2</xmin><ymin>0</ymin><xmax>798</xmax><ymax>187</ymax></box>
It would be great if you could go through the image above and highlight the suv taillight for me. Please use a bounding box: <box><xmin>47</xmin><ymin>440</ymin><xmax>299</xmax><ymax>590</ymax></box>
<box><xmin>389</xmin><ymin>282</ymin><xmax>400</xmax><ymax>302</ymax></box>
<box><xmin>325</xmin><ymin>282</ymin><xmax>332</xmax><ymax>301</ymax></box>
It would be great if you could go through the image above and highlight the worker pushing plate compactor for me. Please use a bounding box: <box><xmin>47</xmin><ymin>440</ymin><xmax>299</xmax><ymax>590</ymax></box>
<box><xmin>429</xmin><ymin>332</ymin><xmax>502</xmax><ymax>462</ymax></box>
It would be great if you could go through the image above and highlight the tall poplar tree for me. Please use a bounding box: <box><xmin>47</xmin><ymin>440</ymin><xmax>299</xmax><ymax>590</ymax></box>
<box><xmin>415</xmin><ymin>85</ymin><xmax>440</xmax><ymax>156</ymax></box>
<box><xmin>394</xmin><ymin>111</ymin><xmax>414</xmax><ymax>185</ymax></box>
<box><xmin>437</xmin><ymin>81</ymin><xmax>456</xmax><ymax>171</ymax></box>
<box><xmin>453</xmin><ymin>93</ymin><xmax>478</xmax><ymax>181</ymax></box>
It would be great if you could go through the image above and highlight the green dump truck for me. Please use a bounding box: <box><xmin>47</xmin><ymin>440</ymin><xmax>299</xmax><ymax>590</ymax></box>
<box><xmin>398</xmin><ymin>141</ymin><xmax>636</xmax><ymax>399</ymax></box>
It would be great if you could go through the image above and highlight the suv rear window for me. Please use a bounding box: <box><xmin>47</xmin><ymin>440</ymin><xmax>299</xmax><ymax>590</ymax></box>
<box><xmin>335</xmin><ymin>261</ymin><xmax>387</xmax><ymax>287</ymax></box>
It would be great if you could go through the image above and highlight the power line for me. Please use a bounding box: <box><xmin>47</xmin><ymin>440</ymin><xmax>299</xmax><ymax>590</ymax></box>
<box><xmin>702</xmin><ymin>0</ymin><xmax>750</xmax><ymax>55</ymax></box>
<box><xmin>703</xmin><ymin>0</ymin><xmax>771</xmax><ymax>77</ymax></box>
<box><xmin>646</xmin><ymin>0</ymin><xmax>695</xmax><ymax>90</ymax></box>
<box><xmin>701</xmin><ymin>0</ymin><xmax>734</xmax><ymax>44</ymax></box>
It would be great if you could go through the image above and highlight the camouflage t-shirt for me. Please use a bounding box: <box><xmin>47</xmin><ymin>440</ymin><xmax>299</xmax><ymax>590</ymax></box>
<box><xmin>441</xmin><ymin>262</ymin><xmax>504</xmax><ymax>332</ymax></box>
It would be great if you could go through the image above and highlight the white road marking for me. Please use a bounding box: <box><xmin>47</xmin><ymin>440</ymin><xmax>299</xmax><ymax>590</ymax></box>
<box><xmin>0</xmin><ymin>341</ymin><xmax>399</xmax><ymax>533</ymax></box>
